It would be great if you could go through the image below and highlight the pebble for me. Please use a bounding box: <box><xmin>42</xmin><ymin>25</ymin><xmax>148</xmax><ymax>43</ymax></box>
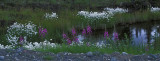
<box><xmin>16</xmin><ymin>47</ymin><xmax>24</xmax><ymax>53</ymax></box>
<box><xmin>86</xmin><ymin>52</ymin><xmax>93</xmax><ymax>57</ymax></box>
<box><xmin>93</xmin><ymin>51</ymin><xmax>101</xmax><ymax>55</ymax></box>
<box><xmin>6</xmin><ymin>54</ymin><xmax>9</xmax><ymax>56</ymax></box>
<box><xmin>15</xmin><ymin>57</ymin><xmax>19</xmax><ymax>61</ymax></box>
<box><xmin>0</xmin><ymin>56</ymin><xmax>4</xmax><ymax>60</ymax></box>
<box><xmin>111</xmin><ymin>57</ymin><xmax>117</xmax><ymax>61</ymax></box>
<box><xmin>112</xmin><ymin>52</ymin><xmax>120</xmax><ymax>56</ymax></box>
<box><xmin>131</xmin><ymin>56</ymin><xmax>143</xmax><ymax>61</ymax></box>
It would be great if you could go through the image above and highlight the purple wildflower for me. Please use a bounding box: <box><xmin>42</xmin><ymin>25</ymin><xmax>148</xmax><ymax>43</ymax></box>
<box><xmin>67</xmin><ymin>38</ymin><xmax>72</xmax><ymax>44</ymax></box>
<box><xmin>39</xmin><ymin>28</ymin><xmax>42</xmax><ymax>35</ymax></box>
<box><xmin>86</xmin><ymin>42</ymin><xmax>90</xmax><ymax>46</ymax></box>
<box><xmin>114</xmin><ymin>32</ymin><xmax>119</xmax><ymax>40</ymax></box>
<box><xmin>87</xmin><ymin>25</ymin><xmax>92</xmax><ymax>34</ymax></box>
<box><xmin>73</xmin><ymin>37</ymin><xmax>78</xmax><ymax>42</ymax></box>
<box><xmin>19</xmin><ymin>36</ymin><xmax>24</xmax><ymax>42</ymax></box>
<box><xmin>19</xmin><ymin>36</ymin><xmax>24</xmax><ymax>45</ymax></box>
<box><xmin>82</xmin><ymin>29</ymin><xmax>86</xmax><ymax>35</ymax></box>
<box><xmin>42</xmin><ymin>28</ymin><xmax>47</xmax><ymax>37</ymax></box>
<box><xmin>72</xmin><ymin>28</ymin><xmax>76</xmax><ymax>36</ymax></box>
<box><xmin>104</xmin><ymin>31</ymin><xmax>109</xmax><ymax>38</ymax></box>
<box><xmin>39</xmin><ymin>27</ymin><xmax>48</xmax><ymax>37</ymax></box>
<box><xmin>62</xmin><ymin>33</ymin><xmax>67</xmax><ymax>39</ymax></box>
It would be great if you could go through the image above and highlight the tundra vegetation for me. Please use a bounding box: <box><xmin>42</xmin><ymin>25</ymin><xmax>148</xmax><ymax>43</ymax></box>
<box><xmin>0</xmin><ymin>0</ymin><xmax>160</xmax><ymax>55</ymax></box>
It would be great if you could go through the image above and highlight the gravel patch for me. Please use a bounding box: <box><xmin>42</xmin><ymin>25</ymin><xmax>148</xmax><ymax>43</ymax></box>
<box><xmin>0</xmin><ymin>49</ymin><xmax>160</xmax><ymax>61</ymax></box>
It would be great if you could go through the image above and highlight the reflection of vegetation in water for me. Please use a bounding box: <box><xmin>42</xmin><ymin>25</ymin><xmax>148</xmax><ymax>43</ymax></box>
<box><xmin>153</xmin><ymin>32</ymin><xmax>160</xmax><ymax>51</ymax></box>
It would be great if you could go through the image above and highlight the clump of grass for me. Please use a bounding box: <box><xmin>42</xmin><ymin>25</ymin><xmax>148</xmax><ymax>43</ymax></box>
<box><xmin>43</xmin><ymin>55</ymin><xmax>53</xmax><ymax>60</ymax></box>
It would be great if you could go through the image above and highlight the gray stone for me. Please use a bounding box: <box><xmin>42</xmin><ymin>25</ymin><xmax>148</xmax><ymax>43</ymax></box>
<box><xmin>86</xmin><ymin>52</ymin><xmax>93</xmax><ymax>57</ymax></box>
<box><xmin>93</xmin><ymin>51</ymin><xmax>101</xmax><ymax>55</ymax></box>
<box><xmin>111</xmin><ymin>57</ymin><xmax>117</xmax><ymax>61</ymax></box>
<box><xmin>149</xmin><ymin>54</ymin><xmax>158</xmax><ymax>59</ymax></box>
<box><xmin>112</xmin><ymin>52</ymin><xmax>120</xmax><ymax>56</ymax></box>
<box><xmin>16</xmin><ymin>47</ymin><xmax>24</xmax><ymax>53</ymax></box>
<box><xmin>122</xmin><ymin>52</ymin><xmax>128</xmax><ymax>55</ymax></box>
<box><xmin>131</xmin><ymin>56</ymin><xmax>144</xmax><ymax>61</ymax></box>
<box><xmin>0</xmin><ymin>56</ymin><xmax>4</xmax><ymax>60</ymax></box>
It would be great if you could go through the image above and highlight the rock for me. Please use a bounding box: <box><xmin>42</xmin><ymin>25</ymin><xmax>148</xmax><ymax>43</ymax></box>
<box><xmin>86</xmin><ymin>52</ymin><xmax>93</xmax><ymax>57</ymax></box>
<box><xmin>112</xmin><ymin>52</ymin><xmax>120</xmax><ymax>56</ymax></box>
<box><xmin>122</xmin><ymin>52</ymin><xmax>128</xmax><ymax>55</ymax></box>
<box><xmin>149</xmin><ymin>54</ymin><xmax>158</xmax><ymax>59</ymax></box>
<box><xmin>131</xmin><ymin>55</ymin><xmax>144</xmax><ymax>61</ymax></box>
<box><xmin>16</xmin><ymin>47</ymin><xmax>24</xmax><ymax>53</ymax></box>
<box><xmin>111</xmin><ymin>57</ymin><xmax>117</xmax><ymax>61</ymax></box>
<box><xmin>0</xmin><ymin>56</ymin><xmax>4</xmax><ymax>60</ymax></box>
<box><xmin>93</xmin><ymin>51</ymin><xmax>101</xmax><ymax>55</ymax></box>
<box><xmin>6</xmin><ymin>54</ymin><xmax>9</xmax><ymax>56</ymax></box>
<box><xmin>15</xmin><ymin>57</ymin><xmax>19</xmax><ymax>61</ymax></box>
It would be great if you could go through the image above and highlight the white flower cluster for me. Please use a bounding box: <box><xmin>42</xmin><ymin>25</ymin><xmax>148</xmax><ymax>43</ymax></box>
<box><xmin>151</xmin><ymin>7</ymin><xmax>160</xmax><ymax>12</ymax></box>
<box><xmin>77</xmin><ymin>7</ymin><xmax>128</xmax><ymax>20</ymax></box>
<box><xmin>6</xmin><ymin>21</ymin><xmax>37</xmax><ymax>45</ymax></box>
<box><xmin>45</xmin><ymin>12</ymin><xmax>58</xmax><ymax>19</ymax></box>
<box><xmin>95</xmin><ymin>41</ymin><xmax>106</xmax><ymax>48</ymax></box>
<box><xmin>77</xmin><ymin>11</ymin><xmax>111</xmax><ymax>19</ymax></box>
<box><xmin>0</xmin><ymin>44</ymin><xmax>13</xmax><ymax>49</ymax></box>
<box><xmin>104</xmin><ymin>7</ymin><xmax>128</xmax><ymax>14</ymax></box>
<box><xmin>24</xmin><ymin>40</ymin><xmax>56</xmax><ymax>50</ymax></box>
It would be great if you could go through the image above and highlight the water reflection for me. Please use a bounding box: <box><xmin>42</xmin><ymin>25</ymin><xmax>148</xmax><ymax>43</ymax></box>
<box><xmin>83</xmin><ymin>21</ymin><xmax>160</xmax><ymax>46</ymax></box>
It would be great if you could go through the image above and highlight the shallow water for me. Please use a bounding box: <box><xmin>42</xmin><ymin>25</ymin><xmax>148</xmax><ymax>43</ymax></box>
<box><xmin>80</xmin><ymin>20</ymin><xmax>160</xmax><ymax>46</ymax></box>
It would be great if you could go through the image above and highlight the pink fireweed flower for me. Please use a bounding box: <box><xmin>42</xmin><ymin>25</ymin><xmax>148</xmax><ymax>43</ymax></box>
<box><xmin>82</xmin><ymin>29</ymin><xmax>86</xmax><ymax>35</ymax></box>
<box><xmin>67</xmin><ymin>38</ymin><xmax>72</xmax><ymax>44</ymax></box>
<box><xmin>62</xmin><ymin>33</ymin><xmax>67</xmax><ymax>39</ymax></box>
<box><xmin>87</xmin><ymin>25</ymin><xmax>92</xmax><ymax>34</ymax></box>
<box><xmin>113</xmin><ymin>32</ymin><xmax>119</xmax><ymax>40</ymax></box>
<box><xmin>72</xmin><ymin>28</ymin><xmax>76</xmax><ymax>36</ymax></box>
<box><xmin>19</xmin><ymin>36</ymin><xmax>24</xmax><ymax>42</ymax></box>
<box><xmin>39</xmin><ymin>28</ymin><xmax>42</xmax><ymax>35</ymax></box>
<box><xmin>19</xmin><ymin>36</ymin><xmax>24</xmax><ymax>45</ymax></box>
<box><xmin>39</xmin><ymin>27</ymin><xmax>48</xmax><ymax>37</ymax></box>
<box><xmin>73</xmin><ymin>37</ymin><xmax>78</xmax><ymax>42</ymax></box>
<box><xmin>42</xmin><ymin>28</ymin><xmax>47</xmax><ymax>37</ymax></box>
<box><xmin>104</xmin><ymin>31</ymin><xmax>109</xmax><ymax>38</ymax></box>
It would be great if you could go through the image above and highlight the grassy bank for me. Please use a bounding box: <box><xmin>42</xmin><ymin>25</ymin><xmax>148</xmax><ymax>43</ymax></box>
<box><xmin>0</xmin><ymin>8</ymin><xmax>160</xmax><ymax>43</ymax></box>
<box><xmin>31</xmin><ymin>36</ymin><xmax>160</xmax><ymax>55</ymax></box>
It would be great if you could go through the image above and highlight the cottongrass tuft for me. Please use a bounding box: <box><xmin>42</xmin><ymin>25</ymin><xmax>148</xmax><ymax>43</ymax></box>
<box><xmin>45</xmin><ymin>12</ymin><xmax>58</xmax><ymax>19</ymax></box>
<box><xmin>6</xmin><ymin>21</ymin><xmax>37</xmax><ymax>45</ymax></box>
<box><xmin>151</xmin><ymin>7</ymin><xmax>160</xmax><ymax>12</ymax></box>
<box><xmin>78</xmin><ymin>7</ymin><xmax>128</xmax><ymax>20</ymax></box>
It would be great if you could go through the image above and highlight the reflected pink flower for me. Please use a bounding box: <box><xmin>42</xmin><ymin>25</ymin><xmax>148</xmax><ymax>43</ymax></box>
<box><xmin>104</xmin><ymin>31</ymin><xmax>109</xmax><ymax>38</ymax></box>
<box><xmin>87</xmin><ymin>25</ymin><xmax>92</xmax><ymax>34</ymax></box>
<box><xmin>82</xmin><ymin>29</ymin><xmax>86</xmax><ymax>35</ymax></box>
<box><xmin>72</xmin><ymin>28</ymin><xmax>76</xmax><ymax>36</ymax></box>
